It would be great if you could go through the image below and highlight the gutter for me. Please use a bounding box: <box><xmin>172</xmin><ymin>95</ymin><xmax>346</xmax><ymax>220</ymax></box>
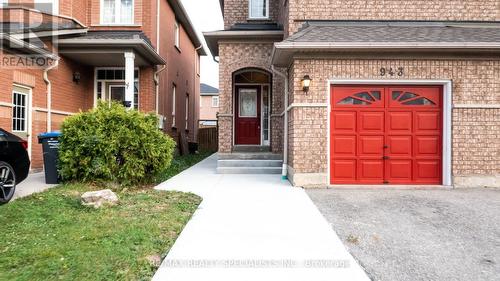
<box><xmin>43</xmin><ymin>58</ymin><xmax>60</xmax><ymax>132</ymax></box>
<box><xmin>271</xmin><ymin>65</ymin><xmax>288</xmax><ymax>180</ymax></box>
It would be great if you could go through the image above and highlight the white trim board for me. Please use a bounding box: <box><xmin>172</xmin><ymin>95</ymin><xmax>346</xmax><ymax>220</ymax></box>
<box><xmin>326</xmin><ymin>79</ymin><xmax>453</xmax><ymax>187</ymax></box>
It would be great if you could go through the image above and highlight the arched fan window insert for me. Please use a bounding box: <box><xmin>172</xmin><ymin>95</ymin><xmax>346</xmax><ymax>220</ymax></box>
<box><xmin>337</xmin><ymin>91</ymin><xmax>381</xmax><ymax>105</ymax></box>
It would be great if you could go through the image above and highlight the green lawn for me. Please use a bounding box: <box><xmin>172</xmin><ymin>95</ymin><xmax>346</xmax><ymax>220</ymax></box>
<box><xmin>0</xmin><ymin>151</ymin><xmax>213</xmax><ymax>281</ymax></box>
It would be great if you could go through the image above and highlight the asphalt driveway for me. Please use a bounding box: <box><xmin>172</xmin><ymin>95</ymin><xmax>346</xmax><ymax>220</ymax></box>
<box><xmin>307</xmin><ymin>188</ymin><xmax>500</xmax><ymax>281</ymax></box>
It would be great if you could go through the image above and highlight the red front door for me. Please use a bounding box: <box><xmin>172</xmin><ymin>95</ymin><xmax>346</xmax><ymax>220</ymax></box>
<box><xmin>330</xmin><ymin>86</ymin><xmax>442</xmax><ymax>185</ymax></box>
<box><xmin>235</xmin><ymin>86</ymin><xmax>261</xmax><ymax>145</ymax></box>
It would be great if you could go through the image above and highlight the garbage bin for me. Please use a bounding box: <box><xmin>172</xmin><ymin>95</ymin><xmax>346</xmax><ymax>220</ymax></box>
<box><xmin>38</xmin><ymin>132</ymin><xmax>62</xmax><ymax>184</ymax></box>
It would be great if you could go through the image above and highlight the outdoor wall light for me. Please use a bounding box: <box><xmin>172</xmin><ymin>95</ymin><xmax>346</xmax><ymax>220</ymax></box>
<box><xmin>73</xmin><ymin>72</ymin><xmax>81</xmax><ymax>84</ymax></box>
<box><xmin>301</xmin><ymin>75</ymin><xmax>312</xmax><ymax>93</ymax></box>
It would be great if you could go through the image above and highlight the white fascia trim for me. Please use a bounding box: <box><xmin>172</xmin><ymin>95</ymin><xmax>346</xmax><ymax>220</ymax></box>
<box><xmin>276</xmin><ymin>42</ymin><xmax>500</xmax><ymax>49</ymax></box>
<box><xmin>204</xmin><ymin>30</ymin><xmax>284</xmax><ymax>37</ymax></box>
<box><xmin>327</xmin><ymin>79</ymin><xmax>453</xmax><ymax>187</ymax></box>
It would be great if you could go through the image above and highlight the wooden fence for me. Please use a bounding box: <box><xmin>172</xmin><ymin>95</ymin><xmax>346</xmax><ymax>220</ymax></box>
<box><xmin>198</xmin><ymin>127</ymin><xmax>218</xmax><ymax>151</ymax></box>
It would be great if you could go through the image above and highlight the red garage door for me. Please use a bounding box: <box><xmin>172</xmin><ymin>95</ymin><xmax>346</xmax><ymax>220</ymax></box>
<box><xmin>330</xmin><ymin>86</ymin><xmax>442</xmax><ymax>185</ymax></box>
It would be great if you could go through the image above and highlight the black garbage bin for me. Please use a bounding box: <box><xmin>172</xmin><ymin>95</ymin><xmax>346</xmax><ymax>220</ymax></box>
<box><xmin>38</xmin><ymin>132</ymin><xmax>62</xmax><ymax>184</ymax></box>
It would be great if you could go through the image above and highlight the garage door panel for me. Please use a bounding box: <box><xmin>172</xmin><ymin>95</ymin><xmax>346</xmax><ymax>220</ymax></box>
<box><xmin>333</xmin><ymin>112</ymin><xmax>356</xmax><ymax>133</ymax></box>
<box><xmin>387</xmin><ymin>112</ymin><xmax>412</xmax><ymax>134</ymax></box>
<box><xmin>358</xmin><ymin>111</ymin><xmax>384</xmax><ymax>134</ymax></box>
<box><xmin>414</xmin><ymin>160</ymin><xmax>441</xmax><ymax>182</ymax></box>
<box><xmin>387</xmin><ymin>136</ymin><xmax>412</xmax><ymax>157</ymax></box>
<box><xmin>358</xmin><ymin>136</ymin><xmax>383</xmax><ymax>156</ymax></box>
<box><xmin>386</xmin><ymin>160</ymin><xmax>412</xmax><ymax>182</ymax></box>
<box><xmin>414</xmin><ymin>136</ymin><xmax>441</xmax><ymax>156</ymax></box>
<box><xmin>358</xmin><ymin>160</ymin><xmax>384</xmax><ymax>182</ymax></box>
<box><xmin>332</xmin><ymin>160</ymin><xmax>356</xmax><ymax>183</ymax></box>
<box><xmin>414</xmin><ymin>112</ymin><xmax>440</xmax><ymax>133</ymax></box>
<box><xmin>333</xmin><ymin>136</ymin><xmax>356</xmax><ymax>156</ymax></box>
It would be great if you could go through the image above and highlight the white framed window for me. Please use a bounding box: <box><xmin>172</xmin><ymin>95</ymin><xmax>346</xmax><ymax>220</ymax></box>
<box><xmin>185</xmin><ymin>94</ymin><xmax>189</xmax><ymax>130</ymax></box>
<box><xmin>174</xmin><ymin>21</ymin><xmax>180</xmax><ymax>48</ymax></box>
<box><xmin>0</xmin><ymin>0</ymin><xmax>8</xmax><ymax>8</ymax></box>
<box><xmin>95</xmin><ymin>68</ymin><xmax>139</xmax><ymax>110</ymax></box>
<box><xmin>101</xmin><ymin>0</ymin><xmax>134</xmax><ymax>25</ymax></box>
<box><xmin>34</xmin><ymin>0</ymin><xmax>59</xmax><ymax>15</ymax></box>
<box><xmin>212</xmin><ymin>96</ymin><xmax>219</xmax><ymax>107</ymax></box>
<box><xmin>172</xmin><ymin>85</ymin><xmax>176</xmax><ymax>127</ymax></box>
<box><xmin>249</xmin><ymin>0</ymin><xmax>268</xmax><ymax>19</ymax></box>
<box><xmin>12</xmin><ymin>91</ymin><xmax>28</xmax><ymax>132</ymax></box>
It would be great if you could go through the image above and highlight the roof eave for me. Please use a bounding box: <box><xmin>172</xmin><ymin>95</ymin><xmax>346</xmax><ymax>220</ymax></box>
<box><xmin>272</xmin><ymin>44</ymin><xmax>500</xmax><ymax>66</ymax></box>
<box><xmin>57</xmin><ymin>39</ymin><xmax>166</xmax><ymax>65</ymax></box>
<box><xmin>204</xmin><ymin>30</ymin><xmax>284</xmax><ymax>57</ymax></box>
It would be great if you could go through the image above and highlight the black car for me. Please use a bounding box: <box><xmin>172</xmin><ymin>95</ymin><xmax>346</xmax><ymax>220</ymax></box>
<box><xmin>0</xmin><ymin>128</ymin><xmax>30</xmax><ymax>204</ymax></box>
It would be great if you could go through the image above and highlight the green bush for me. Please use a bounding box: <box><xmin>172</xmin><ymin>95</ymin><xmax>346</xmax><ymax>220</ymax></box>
<box><xmin>59</xmin><ymin>102</ymin><xmax>176</xmax><ymax>186</ymax></box>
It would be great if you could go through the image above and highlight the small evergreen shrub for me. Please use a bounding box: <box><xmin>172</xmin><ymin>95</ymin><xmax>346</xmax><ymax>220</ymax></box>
<box><xmin>59</xmin><ymin>102</ymin><xmax>176</xmax><ymax>186</ymax></box>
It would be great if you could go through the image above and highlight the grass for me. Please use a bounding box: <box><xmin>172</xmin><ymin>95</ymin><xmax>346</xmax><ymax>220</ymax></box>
<box><xmin>0</xmin><ymin>151</ymin><xmax>214</xmax><ymax>281</ymax></box>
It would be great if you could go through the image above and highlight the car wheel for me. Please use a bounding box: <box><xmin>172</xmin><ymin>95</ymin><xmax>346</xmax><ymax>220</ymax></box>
<box><xmin>0</xmin><ymin>161</ymin><xmax>16</xmax><ymax>204</ymax></box>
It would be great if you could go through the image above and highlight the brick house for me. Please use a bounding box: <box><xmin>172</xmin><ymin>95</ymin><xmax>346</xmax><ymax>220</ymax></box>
<box><xmin>199</xmin><ymin>83</ymin><xmax>219</xmax><ymax>127</ymax></box>
<box><xmin>0</xmin><ymin>0</ymin><xmax>206</xmax><ymax>170</ymax></box>
<box><xmin>204</xmin><ymin>0</ymin><xmax>500</xmax><ymax>187</ymax></box>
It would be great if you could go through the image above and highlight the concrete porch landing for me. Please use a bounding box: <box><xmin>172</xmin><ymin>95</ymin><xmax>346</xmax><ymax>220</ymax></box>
<box><xmin>153</xmin><ymin>154</ymin><xmax>369</xmax><ymax>281</ymax></box>
<box><xmin>217</xmin><ymin>146</ymin><xmax>283</xmax><ymax>174</ymax></box>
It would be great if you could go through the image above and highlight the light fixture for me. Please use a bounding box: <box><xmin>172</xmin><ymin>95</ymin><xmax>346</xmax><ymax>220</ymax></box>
<box><xmin>73</xmin><ymin>72</ymin><xmax>81</xmax><ymax>84</ymax></box>
<box><xmin>301</xmin><ymin>75</ymin><xmax>312</xmax><ymax>93</ymax></box>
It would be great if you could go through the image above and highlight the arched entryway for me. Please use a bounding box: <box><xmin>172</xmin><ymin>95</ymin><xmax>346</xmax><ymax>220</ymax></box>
<box><xmin>232</xmin><ymin>68</ymin><xmax>272</xmax><ymax>146</ymax></box>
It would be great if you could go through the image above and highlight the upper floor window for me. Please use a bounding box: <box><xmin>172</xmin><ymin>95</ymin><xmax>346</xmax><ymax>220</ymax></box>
<box><xmin>0</xmin><ymin>0</ymin><xmax>7</xmax><ymax>8</ymax></box>
<box><xmin>174</xmin><ymin>21</ymin><xmax>180</xmax><ymax>48</ymax></box>
<box><xmin>212</xmin><ymin>96</ymin><xmax>219</xmax><ymax>107</ymax></box>
<box><xmin>249</xmin><ymin>0</ymin><xmax>268</xmax><ymax>19</ymax></box>
<box><xmin>101</xmin><ymin>0</ymin><xmax>134</xmax><ymax>25</ymax></box>
<box><xmin>33</xmin><ymin>0</ymin><xmax>59</xmax><ymax>15</ymax></box>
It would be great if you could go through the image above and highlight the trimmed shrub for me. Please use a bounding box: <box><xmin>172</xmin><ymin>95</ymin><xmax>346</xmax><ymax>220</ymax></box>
<box><xmin>59</xmin><ymin>102</ymin><xmax>176</xmax><ymax>186</ymax></box>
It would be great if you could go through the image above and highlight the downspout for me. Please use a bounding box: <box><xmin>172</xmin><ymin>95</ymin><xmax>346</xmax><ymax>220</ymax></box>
<box><xmin>43</xmin><ymin>58</ymin><xmax>59</xmax><ymax>132</ymax></box>
<box><xmin>154</xmin><ymin>0</ymin><xmax>164</xmax><ymax>117</ymax></box>
<box><xmin>154</xmin><ymin>65</ymin><xmax>167</xmax><ymax>115</ymax></box>
<box><xmin>194</xmin><ymin>45</ymin><xmax>203</xmax><ymax>133</ymax></box>
<box><xmin>271</xmin><ymin>65</ymin><xmax>288</xmax><ymax>180</ymax></box>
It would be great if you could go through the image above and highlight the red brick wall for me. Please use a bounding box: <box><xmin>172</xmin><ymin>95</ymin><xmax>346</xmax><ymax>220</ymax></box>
<box><xmin>157</xmin><ymin>0</ymin><xmax>200</xmax><ymax>144</ymax></box>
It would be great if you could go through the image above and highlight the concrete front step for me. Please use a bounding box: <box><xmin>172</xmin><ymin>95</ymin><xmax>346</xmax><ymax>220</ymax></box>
<box><xmin>232</xmin><ymin>145</ymin><xmax>271</xmax><ymax>153</ymax></box>
<box><xmin>218</xmin><ymin>153</ymin><xmax>283</xmax><ymax>160</ymax></box>
<box><xmin>216</xmin><ymin>167</ymin><xmax>283</xmax><ymax>174</ymax></box>
<box><xmin>218</xmin><ymin>159</ymin><xmax>283</xmax><ymax>168</ymax></box>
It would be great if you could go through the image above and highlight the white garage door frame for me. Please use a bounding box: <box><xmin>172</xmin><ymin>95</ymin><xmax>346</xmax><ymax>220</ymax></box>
<box><xmin>326</xmin><ymin>79</ymin><xmax>453</xmax><ymax>187</ymax></box>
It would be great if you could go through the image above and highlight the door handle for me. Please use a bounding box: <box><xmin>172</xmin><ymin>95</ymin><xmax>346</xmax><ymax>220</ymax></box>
<box><xmin>383</xmin><ymin>145</ymin><xmax>389</xmax><ymax>149</ymax></box>
<box><xmin>382</xmin><ymin>156</ymin><xmax>390</xmax><ymax>160</ymax></box>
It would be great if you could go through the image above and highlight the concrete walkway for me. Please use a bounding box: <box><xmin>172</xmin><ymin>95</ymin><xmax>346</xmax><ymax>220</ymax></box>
<box><xmin>152</xmin><ymin>154</ymin><xmax>369</xmax><ymax>281</ymax></box>
<box><xmin>13</xmin><ymin>172</ymin><xmax>57</xmax><ymax>200</ymax></box>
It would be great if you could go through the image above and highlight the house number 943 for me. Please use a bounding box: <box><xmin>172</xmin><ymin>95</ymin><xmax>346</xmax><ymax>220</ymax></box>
<box><xmin>380</xmin><ymin>67</ymin><xmax>404</xmax><ymax>77</ymax></box>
